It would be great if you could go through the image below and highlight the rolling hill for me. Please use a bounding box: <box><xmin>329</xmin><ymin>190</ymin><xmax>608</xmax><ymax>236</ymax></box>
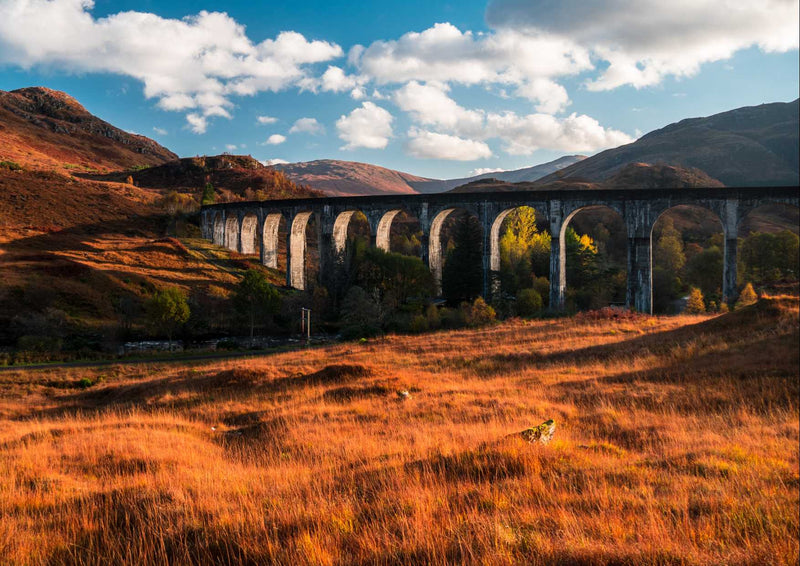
<box><xmin>536</xmin><ymin>100</ymin><xmax>800</xmax><ymax>187</ymax></box>
<box><xmin>272</xmin><ymin>159</ymin><xmax>434</xmax><ymax>196</ymax></box>
<box><xmin>0</xmin><ymin>87</ymin><xmax>177</xmax><ymax>172</ymax></box>
<box><xmin>273</xmin><ymin>155</ymin><xmax>586</xmax><ymax>196</ymax></box>
<box><xmin>82</xmin><ymin>154</ymin><xmax>322</xmax><ymax>201</ymax></box>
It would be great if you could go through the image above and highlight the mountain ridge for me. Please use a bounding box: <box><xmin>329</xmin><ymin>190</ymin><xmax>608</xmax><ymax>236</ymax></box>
<box><xmin>536</xmin><ymin>99</ymin><xmax>799</xmax><ymax>187</ymax></box>
<box><xmin>0</xmin><ymin>86</ymin><xmax>177</xmax><ymax>171</ymax></box>
<box><xmin>273</xmin><ymin>155</ymin><xmax>586</xmax><ymax>196</ymax></box>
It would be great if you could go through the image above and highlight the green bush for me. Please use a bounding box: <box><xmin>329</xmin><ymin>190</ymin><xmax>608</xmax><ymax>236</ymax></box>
<box><xmin>340</xmin><ymin>286</ymin><xmax>382</xmax><ymax>339</ymax></box>
<box><xmin>461</xmin><ymin>298</ymin><xmax>496</xmax><ymax>327</ymax></box>
<box><xmin>425</xmin><ymin>304</ymin><xmax>441</xmax><ymax>330</ymax></box>
<box><xmin>517</xmin><ymin>288</ymin><xmax>543</xmax><ymax>317</ymax></box>
<box><xmin>409</xmin><ymin>314</ymin><xmax>429</xmax><ymax>333</ymax></box>
<box><xmin>0</xmin><ymin>160</ymin><xmax>23</xmax><ymax>171</ymax></box>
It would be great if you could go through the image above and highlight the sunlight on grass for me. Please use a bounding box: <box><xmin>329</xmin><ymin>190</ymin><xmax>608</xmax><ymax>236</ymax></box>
<box><xmin>0</xmin><ymin>298</ymin><xmax>797</xmax><ymax>564</ymax></box>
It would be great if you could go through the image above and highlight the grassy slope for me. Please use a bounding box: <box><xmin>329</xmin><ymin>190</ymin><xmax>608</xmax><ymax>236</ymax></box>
<box><xmin>0</xmin><ymin>298</ymin><xmax>797</xmax><ymax>565</ymax></box>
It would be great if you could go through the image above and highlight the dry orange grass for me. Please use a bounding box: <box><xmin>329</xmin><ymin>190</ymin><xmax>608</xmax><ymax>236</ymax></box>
<box><xmin>1</xmin><ymin>299</ymin><xmax>798</xmax><ymax>565</ymax></box>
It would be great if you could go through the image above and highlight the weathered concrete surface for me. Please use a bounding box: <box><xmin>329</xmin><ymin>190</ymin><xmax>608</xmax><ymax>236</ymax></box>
<box><xmin>202</xmin><ymin>186</ymin><xmax>799</xmax><ymax>312</ymax></box>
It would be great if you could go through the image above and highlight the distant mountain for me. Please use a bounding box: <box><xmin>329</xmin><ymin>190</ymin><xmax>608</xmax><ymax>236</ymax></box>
<box><xmin>83</xmin><ymin>154</ymin><xmax>322</xmax><ymax>200</ymax></box>
<box><xmin>0</xmin><ymin>87</ymin><xmax>177</xmax><ymax>171</ymax></box>
<box><xmin>411</xmin><ymin>155</ymin><xmax>586</xmax><ymax>193</ymax></box>
<box><xmin>536</xmin><ymin>100</ymin><xmax>799</xmax><ymax>187</ymax></box>
<box><xmin>274</xmin><ymin>155</ymin><xmax>586</xmax><ymax>196</ymax></box>
<box><xmin>273</xmin><ymin>159</ymin><xmax>432</xmax><ymax>196</ymax></box>
<box><xmin>448</xmin><ymin>162</ymin><xmax>725</xmax><ymax>193</ymax></box>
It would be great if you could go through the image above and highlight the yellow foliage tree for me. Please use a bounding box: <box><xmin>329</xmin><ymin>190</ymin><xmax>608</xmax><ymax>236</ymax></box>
<box><xmin>735</xmin><ymin>282</ymin><xmax>758</xmax><ymax>309</ymax></box>
<box><xmin>685</xmin><ymin>287</ymin><xmax>706</xmax><ymax>314</ymax></box>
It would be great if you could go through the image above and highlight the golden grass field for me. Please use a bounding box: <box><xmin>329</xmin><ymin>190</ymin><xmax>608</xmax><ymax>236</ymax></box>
<box><xmin>0</xmin><ymin>298</ymin><xmax>798</xmax><ymax>565</ymax></box>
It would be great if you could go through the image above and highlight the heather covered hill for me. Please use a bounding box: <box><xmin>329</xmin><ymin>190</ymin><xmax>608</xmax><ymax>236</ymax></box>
<box><xmin>273</xmin><ymin>159</ymin><xmax>433</xmax><ymax>196</ymax></box>
<box><xmin>536</xmin><ymin>100</ymin><xmax>800</xmax><ymax>187</ymax></box>
<box><xmin>83</xmin><ymin>154</ymin><xmax>322</xmax><ymax>201</ymax></box>
<box><xmin>0</xmin><ymin>87</ymin><xmax>177</xmax><ymax>172</ymax></box>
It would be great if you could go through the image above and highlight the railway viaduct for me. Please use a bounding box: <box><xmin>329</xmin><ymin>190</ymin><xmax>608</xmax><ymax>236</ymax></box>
<box><xmin>200</xmin><ymin>186</ymin><xmax>799</xmax><ymax>314</ymax></box>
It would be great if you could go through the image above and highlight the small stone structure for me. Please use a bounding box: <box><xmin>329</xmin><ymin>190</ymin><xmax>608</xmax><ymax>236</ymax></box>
<box><xmin>200</xmin><ymin>186</ymin><xmax>799</xmax><ymax>313</ymax></box>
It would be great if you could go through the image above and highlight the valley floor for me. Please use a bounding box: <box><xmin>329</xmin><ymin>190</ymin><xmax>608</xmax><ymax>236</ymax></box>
<box><xmin>0</xmin><ymin>300</ymin><xmax>798</xmax><ymax>565</ymax></box>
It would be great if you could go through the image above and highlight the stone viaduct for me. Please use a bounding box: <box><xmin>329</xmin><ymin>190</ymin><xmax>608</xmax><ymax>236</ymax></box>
<box><xmin>200</xmin><ymin>186</ymin><xmax>799</xmax><ymax>314</ymax></box>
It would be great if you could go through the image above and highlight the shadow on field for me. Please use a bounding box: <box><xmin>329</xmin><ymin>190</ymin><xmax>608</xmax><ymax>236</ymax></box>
<box><xmin>27</xmin><ymin>364</ymin><xmax>375</xmax><ymax>419</ymax></box>
<box><xmin>550</xmin><ymin>330</ymin><xmax>799</xmax><ymax>417</ymax></box>
<box><xmin>460</xmin><ymin>300</ymin><xmax>796</xmax><ymax>377</ymax></box>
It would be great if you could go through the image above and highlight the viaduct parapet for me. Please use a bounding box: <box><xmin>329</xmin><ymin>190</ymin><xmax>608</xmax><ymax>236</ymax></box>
<box><xmin>200</xmin><ymin>186</ymin><xmax>799</xmax><ymax>313</ymax></box>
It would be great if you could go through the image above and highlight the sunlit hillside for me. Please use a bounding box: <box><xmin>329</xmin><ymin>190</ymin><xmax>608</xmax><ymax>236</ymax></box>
<box><xmin>1</xmin><ymin>298</ymin><xmax>797</xmax><ymax>565</ymax></box>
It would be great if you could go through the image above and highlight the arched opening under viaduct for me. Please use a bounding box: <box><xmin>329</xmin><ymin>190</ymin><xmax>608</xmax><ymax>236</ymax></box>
<box><xmin>289</xmin><ymin>211</ymin><xmax>321</xmax><ymax>291</ymax></box>
<box><xmin>560</xmin><ymin>205</ymin><xmax>627</xmax><ymax>311</ymax></box>
<box><xmin>262</xmin><ymin>213</ymin><xmax>289</xmax><ymax>272</ymax></box>
<box><xmin>333</xmin><ymin>210</ymin><xmax>371</xmax><ymax>258</ymax></box>
<box><xmin>430</xmin><ymin>207</ymin><xmax>482</xmax><ymax>298</ymax></box>
<box><xmin>376</xmin><ymin>209</ymin><xmax>423</xmax><ymax>257</ymax></box>
<box><xmin>651</xmin><ymin>205</ymin><xmax>724</xmax><ymax>313</ymax></box>
<box><xmin>239</xmin><ymin>213</ymin><xmax>259</xmax><ymax>256</ymax></box>
<box><xmin>224</xmin><ymin>216</ymin><xmax>240</xmax><ymax>252</ymax></box>
<box><xmin>489</xmin><ymin>205</ymin><xmax>550</xmax><ymax>300</ymax></box>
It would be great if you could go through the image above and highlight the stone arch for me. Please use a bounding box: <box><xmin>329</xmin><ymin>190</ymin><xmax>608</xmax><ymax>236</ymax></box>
<box><xmin>212</xmin><ymin>213</ymin><xmax>225</xmax><ymax>246</ymax></box>
<box><xmin>261</xmin><ymin>212</ymin><xmax>286</xmax><ymax>269</ymax></box>
<box><xmin>224</xmin><ymin>215</ymin><xmax>240</xmax><ymax>252</ymax></box>
<box><xmin>429</xmin><ymin>207</ymin><xmax>482</xmax><ymax>294</ymax></box>
<box><xmin>375</xmin><ymin>208</ymin><xmax>423</xmax><ymax>256</ymax></box>
<box><xmin>332</xmin><ymin>210</ymin><xmax>371</xmax><ymax>256</ymax></box>
<box><xmin>558</xmin><ymin>204</ymin><xmax>627</xmax><ymax>311</ymax></box>
<box><xmin>376</xmin><ymin>209</ymin><xmax>402</xmax><ymax>252</ymax></box>
<box><xmin>289</xmin><ymin>211</ymin><xmax>320</xmax><ymax>290</ymax></box>
<box><xmin>240</xmin><ymin>213</ymin><xmax>259</xmax><ymax>255</ymax></box>
<box><xmin>650</xmin><ymin>204</ymin><xmax>725</xmax><ymax>312</ymax></box>
<box><xmin>489</xmin><ymin>205</ymin><xmax>549</xmax><ymax>296</ymax></box>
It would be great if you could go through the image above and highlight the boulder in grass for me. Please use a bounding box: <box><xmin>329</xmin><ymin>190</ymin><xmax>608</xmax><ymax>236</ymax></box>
<box><xmin>518</xmin><ymin>419</ymin><xmax>556</xmax><ymax>444</ymax></box>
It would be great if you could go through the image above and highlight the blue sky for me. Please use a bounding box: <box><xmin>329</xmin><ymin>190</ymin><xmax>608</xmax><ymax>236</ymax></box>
<box><xmin>0</xmin><ymin>0</ymin><xmax>797</xmax><ymax>179</ymax></box>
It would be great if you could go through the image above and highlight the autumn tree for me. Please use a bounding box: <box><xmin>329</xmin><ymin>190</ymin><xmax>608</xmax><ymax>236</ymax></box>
<box><xmin>499</xmin><ymin>206</ymin><xmax>539</xmax><ymax>294</ymax></box>
<box><xmin>233</xmin><ymin>269</ymin><xmax>281</xmax><ymax>338</ymax></box>
<box><xmin>735</xmin><ymin>282</ymin><xmax>758</xmax><ymax>309</ymax></box>
<box><xmin>684</xmin><ymin>287</ymin><xmax>706</xmax><ymax>314</ymax></box>
<box><xmin>146</xmin><ymin>287</ymin><xmax>190</xmax><ymax>349</ymax></box>
<box><xmin>201</xmin><ymin>182</ymin><xmax>215</xmax><ymax>206</ymax></box>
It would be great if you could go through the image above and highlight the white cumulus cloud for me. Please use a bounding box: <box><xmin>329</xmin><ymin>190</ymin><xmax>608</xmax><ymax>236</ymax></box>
<box><xmin>256</xmin><ymin>115</ymin><xmax>278</xmax><ymax>125</ymax></box>
<box><xmin>289</xmin><ymin>117</ymin><xmax>325</xmax><ymax>135</ymax></box>
<box><xmin>336</xmin><ymin>102</ymin><xmax>394</xmax><ymax>150</ymax></box>
<box><xmin>485</xmin><ymin>111</ymin><xmax>634</xmax><ymax>155</ymax></box>
<box><xmin>152</xmin><ymin>126</ymin><xmax>167</xmax><ymax>135</ymax></box>
<box><xmin>0</xmin><ymin>0</ymin><xmax>342</xmax><ymax>132</ymax></box>
<box><xmin>394</xmin><ymin>81</ymin><xmax>484</xmax><ymax>137</ymax></box>
<box><xmin>470</xmin><ymin>167</ymin><xmax>506</xmax><ymax>176</ymax></box>
<box><xmin>405</xmin><ymin>128</ymin><xmax>493</xmax><ymax>160</ymax></box>
<box><xmin>260</xmin><ymin>158</ymin><xmax>289</xmax><ymax>166</ymax></box>
<box><xmin>486</xmin><ymin>0</ymin><xmax>799</xmax><ymax>90</ymax></box>
<box><xmin>392</xmin><ymin>81</ymin><xmax>632</xmax><ymax>158</ymax></box>
<box><xmin>265</xmin><ymin>134</ymin><xmax>286</xmax><ymax>145</ymax></box>
<box><xmin>351</xmin><ymin>22</ymin><xmax>590</xmax><ymax>112</ymax></box>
